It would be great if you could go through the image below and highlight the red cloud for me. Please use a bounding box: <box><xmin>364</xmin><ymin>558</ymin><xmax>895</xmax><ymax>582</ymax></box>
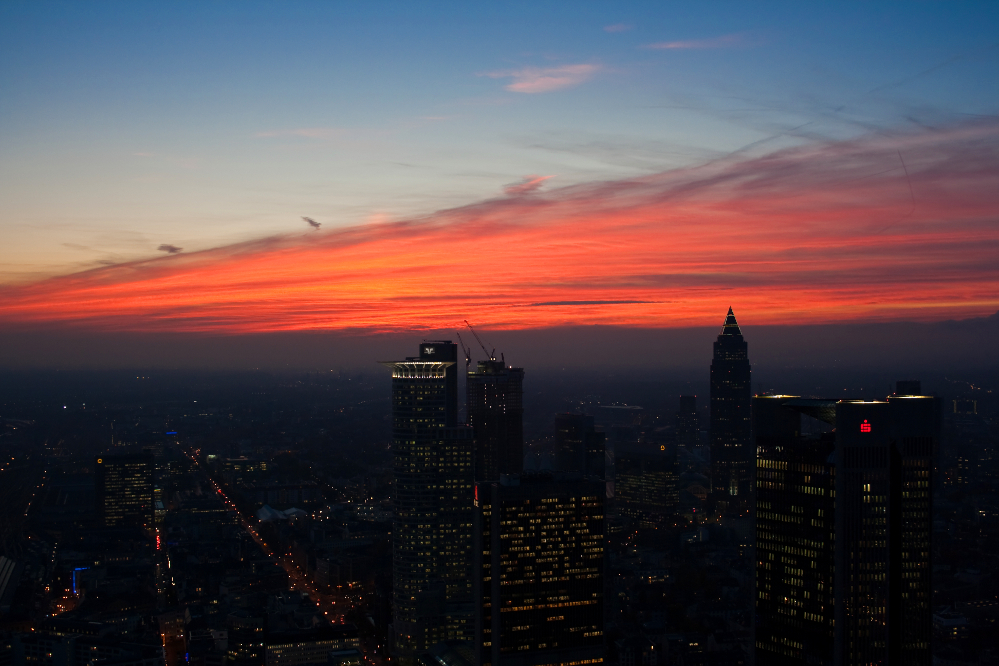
<box><xmin>2</xmin><ymin>121</ymin><xmax>997</xmax><ymax>333</ymax></box>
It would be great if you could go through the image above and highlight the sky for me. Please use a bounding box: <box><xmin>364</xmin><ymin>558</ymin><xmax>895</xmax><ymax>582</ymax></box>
<box><xmin>1</xmin><ymin>2</ymin><xmax>998</xmax><ymax>367</ymax></box>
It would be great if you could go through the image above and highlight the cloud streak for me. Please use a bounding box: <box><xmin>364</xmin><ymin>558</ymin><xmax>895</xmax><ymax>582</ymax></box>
<box><xmin>481</xmin><ymin>64</ymin><xmax>600</xmax><ymax>93</ymax></box>
<box><xmin>504</xmin><ymin>175</ymin><xmax>555</xmax><ymax>196</ymax></box>
<box><xmin>643</xmin><ymin>33</ymin><xmax>748</xmax><ymax>50</ymax></box>
<box><xmin>1</xmin><ymin>121</ymin><xmax>997</xmax><ymax>333</ymax></box>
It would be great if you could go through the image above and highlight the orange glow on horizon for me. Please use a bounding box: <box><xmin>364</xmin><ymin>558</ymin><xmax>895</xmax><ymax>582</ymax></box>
<box><xmin>2</xmin><ymin>122</ymin><xmax>998</xmax><ymax>333</ymax></box>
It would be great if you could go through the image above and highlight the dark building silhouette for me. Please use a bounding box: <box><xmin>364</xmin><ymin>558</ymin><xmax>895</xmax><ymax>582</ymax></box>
<box><xmin>675</xmin><ymin>395</ymin><xmax>699</xmax><ymax>448</ymax></box>
<box><xmin>467</xmin><ymin>358</ymin><xmax>525</xmax><ymax>482</ymax></box>
<box><xmin>754</xmin><ymin>393</ymin><xmax>939</xmax><ymax>666</ymax></box>
<box><xmin>554</xmin><ymin>413</ymin><xmax>606</xmax><ymax>479</ymax></box>
<box><xmin>615</xmin><ymin>447</ymin><xmax>679</xmax><ymax>528</ymax></box>
<box><xmin>382</xmin><ymin>341</ymin><xmax>474</xmax><ymax>661</ymax></box>
<box><xmin>95</xmin><ymin>453</ymin><xmax>154</xmax><ymax>528</ymax></box>
<box><xmin>710</xmin><ymin>307</ymin><xmax>752</xmax><ymax>510</ymax></box>
<box><xmin>474</xmin><ymin>474</ymin><xmax>605</xmax><ymax>666</ymax></box>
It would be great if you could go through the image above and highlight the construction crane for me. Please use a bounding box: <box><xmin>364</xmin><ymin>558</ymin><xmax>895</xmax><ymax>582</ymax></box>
<box><xmin>456</xmin><ymin>331</ymin><xmax>472</xmax><ymax>371</ymax></box>
<box><xmin>464</xmin><ymin>320</ymin><xmax>495</xmax><ymax>361</ymax></box>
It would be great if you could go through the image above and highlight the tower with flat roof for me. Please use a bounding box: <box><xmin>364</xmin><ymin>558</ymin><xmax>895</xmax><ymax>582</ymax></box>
<box><xmin>382</xmin><ymin>341</ymin><xmax>474</xmax><ymax>661</ymax></box>
<box><xmin>710</xmin><ymin>307</ymin><xmax>752</xmax><ymax>510</ymax></box>
<box><xmin>554</xmin><ymin>413</ymin><xmax>606</xmax><ymax>480</ymax></box>
<box><xmin>95</xmin><ymin>453</ymin><xmax>154</xmax><ymax>528</ymax></box>
<box><xmin>754</xmin><ymin>393</ymin><xmax>939</xmax><ymax>666</ymax></box>
<box><xmin>467</xmin><ymin>358</ymin><xmax>525</xmax><ymax>482</ymax></box>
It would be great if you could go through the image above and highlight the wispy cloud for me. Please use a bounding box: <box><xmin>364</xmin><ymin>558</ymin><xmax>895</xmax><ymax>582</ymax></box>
<box><xmin>254</xmin><ymin>127</ymin><xmax>350</xmax><ymax>139</ymax></box>
<box><xmin>157</xmin><ymin>244</ymin><xmax>183</xmax><ymax>254</ymax></box>
<box><xmin>604</xmin><ymin>23</ymin><xmax>633</xmax><ymax>33</ymax></box>
<box><xmin>2</xmin><ymin>120</ymin><xmax>997</xmax><ymax>333</ymax></box>
<box><xmin>480</xmin><ymin>64</ymin><xmax>601</xmax><ymax>93</ymax></box>
<box><xmin>643</xmin><ymin>33</ymin><xmax>748</xmax><ymax>50</ymax></box>
<box><xmin>504</xmin><ymin>175</ymin><xmax>555</xmax><ymax>196</ymax></box>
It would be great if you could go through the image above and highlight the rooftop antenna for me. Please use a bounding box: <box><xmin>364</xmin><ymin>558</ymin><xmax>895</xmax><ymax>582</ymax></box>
<box><xmin>464</xmin><ymin>320</ymin><xmax>495</xmax><ymax>361</ymax></box>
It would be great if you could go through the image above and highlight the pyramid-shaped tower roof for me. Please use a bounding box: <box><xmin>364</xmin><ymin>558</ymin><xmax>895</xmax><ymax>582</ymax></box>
<box><xmin>720</xmin><ymin>307</ymin><xmax>742</xmax><ymax>336</ymax></box>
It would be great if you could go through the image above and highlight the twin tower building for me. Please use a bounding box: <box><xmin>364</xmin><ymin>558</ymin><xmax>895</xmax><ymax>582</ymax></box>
<box><xmin>384</xmin><ymin>308</ymin><xmax>940</xmax><ymax>666</ymax></box>
<box><xmin>710</xmin><ymin>308</ymin><xmax>940</xmax><ymax>666</ymax></box>
<box><xmin>382</xmin><ymin>342</ymin><xmax>604</xmax><ymax>666</ymax></box>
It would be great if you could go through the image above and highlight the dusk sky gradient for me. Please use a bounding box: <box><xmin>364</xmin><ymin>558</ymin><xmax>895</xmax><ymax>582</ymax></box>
<box><xmin>2</xmin><ymin>2</ymin><xmax>998</xmax><ymax>343</ymax></box>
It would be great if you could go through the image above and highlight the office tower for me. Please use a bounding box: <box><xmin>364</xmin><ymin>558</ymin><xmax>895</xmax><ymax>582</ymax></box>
<box><xmin>614</xmin><ymin>447</ymin><xmax>679</xmax><ymax>528</ymax></box>
<box><xmin>675</xmin><ymin>395</ymin><xmax>699</xmax><ymax>448</ymax></box>
<box><xmin>754</xmin><ymin>396</ymin><xmax>836</xmax><ymax>665</ymax></box>
<box><xmin>754</xmin><ymin>394</ymin><xmax>939</xmax><ymax>666</ymax></box>
<box><xmin>474</xmin><ymin>474</ymin><xmax>605</xmax><ymax>666</ymax></box>
<box><xmin>382</xmin><ymin>342</ymin><xmax>474</xmax><ymax>662</ymax></box>
<box><xmin>467</xmin><ymin>358</ymin><xmax>525</xmax><ymax>482</ymax></box>
<box><xmin>554</xmin><ymin>413</ymin><xmax>606</xmax><ymax>479</ymax></box>
<box><xmin>95</xmin><ymin>453</ymin><xmax>154</xmax><ymax>528</ymax></box>
<box><xmin>710</xmin><ymin>307</ymin><xmax>752</xmax><ymax>509</ymax></box>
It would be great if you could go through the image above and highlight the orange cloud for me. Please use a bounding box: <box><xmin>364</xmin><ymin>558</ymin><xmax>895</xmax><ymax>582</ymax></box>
<box><xmin>2</xmin><ymin>121</ymin><xmax>997</xmax><ymax>334</ymax></box>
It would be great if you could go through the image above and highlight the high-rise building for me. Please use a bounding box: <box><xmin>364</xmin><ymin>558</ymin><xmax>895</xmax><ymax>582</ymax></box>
<box><xmin>554</xmin><ymin>414</ymin><xmax>606</xmax><ymax>480</ymax></box>
<box><xmin>95</xmin><ymin>453</ymin><xmax>154</xmax><ymax>528</ymax></box>
<box><xmin>710</xmin><ymin>307</ymin><xmax>752</xmax><ymax>509</ymax></box>
<box><xmin>754</xmin><ymin>396</ymin><xmax>836</xmax><ymax>665</ymax></box>
<box><xmin>614</xmin><ymin>447</ymin><xmax>679</xmax><ymax>528</ymax></box>
<box><xmin>474</xmin><ymin>473</ymin><xmax>605</xmax><ymax>666</ymax></box>
<box><xmin>675</xmin><ymin>395</ymin><xmax>699</xmax><ymax>448</ymax></box>
<box><xmin>467</xmin><ymin>358</ymin><xmax>525</xmax><ymax>482</ymax></box>
<box><xmin>382</xmin><ymin>342</ymin><xmax>474</xmax><ymax>661</ymax></box>
<box><xmin>754</xmin><ymin>393</ymin><xmax>939</xmax><ymax>666</ymax></box>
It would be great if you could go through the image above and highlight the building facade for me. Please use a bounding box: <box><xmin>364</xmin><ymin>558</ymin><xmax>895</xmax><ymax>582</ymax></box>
<box><xmin>474</xmin><ymin>474</ymin><xmax>605</xmax><ymax>666</ymax></box>
<box><xmin>614</xmin><ymin>448</ymin><xmax>679</xmax><ymax>528</ymax></box>
<box><xmin>467</xmin><ymin>359</ymin><xmax>525</xmax><ymax>482</ymax></box>
<box><xmin>95</xmin><ymin>453</ymin><xmax>154</xmax><ymax>528</ymax></box>
<box><xmin>754</xmin><ymin>394</ymin><xmax>939</xmax><ymax>666</ymax></box>
<box><xmin>554</xmin><ymin>414</ymin><xmax>606</xmax><ymax>480</ymax></box>
<box><xmin>383</xmin><ymin>342</ymin><xmax>474</xmax><ymax>661</ymax></box>
<box><xmin>710</xmin><ymin>308</ymin><xmax>752</xmax><ymax>510</ymax></box>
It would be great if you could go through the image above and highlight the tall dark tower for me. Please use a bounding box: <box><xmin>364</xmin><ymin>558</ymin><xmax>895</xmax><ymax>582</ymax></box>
<box><xmin>754</xmin><ymin>393</ymin><xmax>939</xmax><ymax>666</ymax></box>
<box><xmin>554</xmin><ymin>413</ymin><xmax>606</xmax><ymax>479</ymax></box>
<box><xmin>710</xmin><ymin>307</ymin><xmax>752</xmax><ymax>510</ymax></box>
<box><xmin>381</xmin><ymin>341</ymin><xmax>473</xmax><ymax>662</ymax></box>
<box><xmin>467</xmin><ymin>358</ymin><xmax>525</xmax><ymax>482</ymax></box>
<box><xmin>675</xmin><ymin>395</ymin><xmax>699</xmax><ymax>448</ymax></box>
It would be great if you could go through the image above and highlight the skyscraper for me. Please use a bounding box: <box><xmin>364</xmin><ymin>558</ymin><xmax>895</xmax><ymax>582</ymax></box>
<box><xmin>754</xmin><ymin>396</ymin><xmax>836</xmax><ymax>665</ymax></box>
<box><xmin>467</xmin><ymin>358</ymin><xmax>525</xmax><ymax>482</ymax></box>
<box><xmin>614</xmin><ymin>447</ymin><xmax>679</xmax><ymax>528</ymax></box>
<box><xmin>754</xmin><ymin>393</ymin><xmax>939</xmax><ymax>666</ymax></box>
<box><xmin>675</xmin><ymin>395</ymin><xmax>699</xmax><ymax>448</ymax></box>
<box><xmin>382</xmin><ymin>341</ymin><xmax>474</xmax><ymax>661</ymax></box>
<box><xmin>554</xmin><ymin>413</ymin><xmax>606</xmax><ymax>480</ymax></box>
<box><xmin>95</xmin><ymin>453</ymin><xmax>154</xmax><ymax>528</ymax></box>
<box><xmin>710</xmin><ymin>307</ymin><xmax>752</xmax><ymax>510</ymax></box>
<box><xmin>474</xmin><ymin>473</ymin><xmax>605</xmax><ymax>666</ymax></box>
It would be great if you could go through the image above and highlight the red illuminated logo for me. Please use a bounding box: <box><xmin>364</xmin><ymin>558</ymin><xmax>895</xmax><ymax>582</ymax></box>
<box><xmin>860</xmin><ymin>420</ymin><xmax>871</xmax><ymax>433</ymax></box>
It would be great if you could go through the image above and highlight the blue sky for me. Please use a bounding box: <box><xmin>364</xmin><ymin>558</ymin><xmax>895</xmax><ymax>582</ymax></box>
<box><xmin>2</xmin><ymin>1</ymin><xmax>997</xmax><ymax>283</ymax></box>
